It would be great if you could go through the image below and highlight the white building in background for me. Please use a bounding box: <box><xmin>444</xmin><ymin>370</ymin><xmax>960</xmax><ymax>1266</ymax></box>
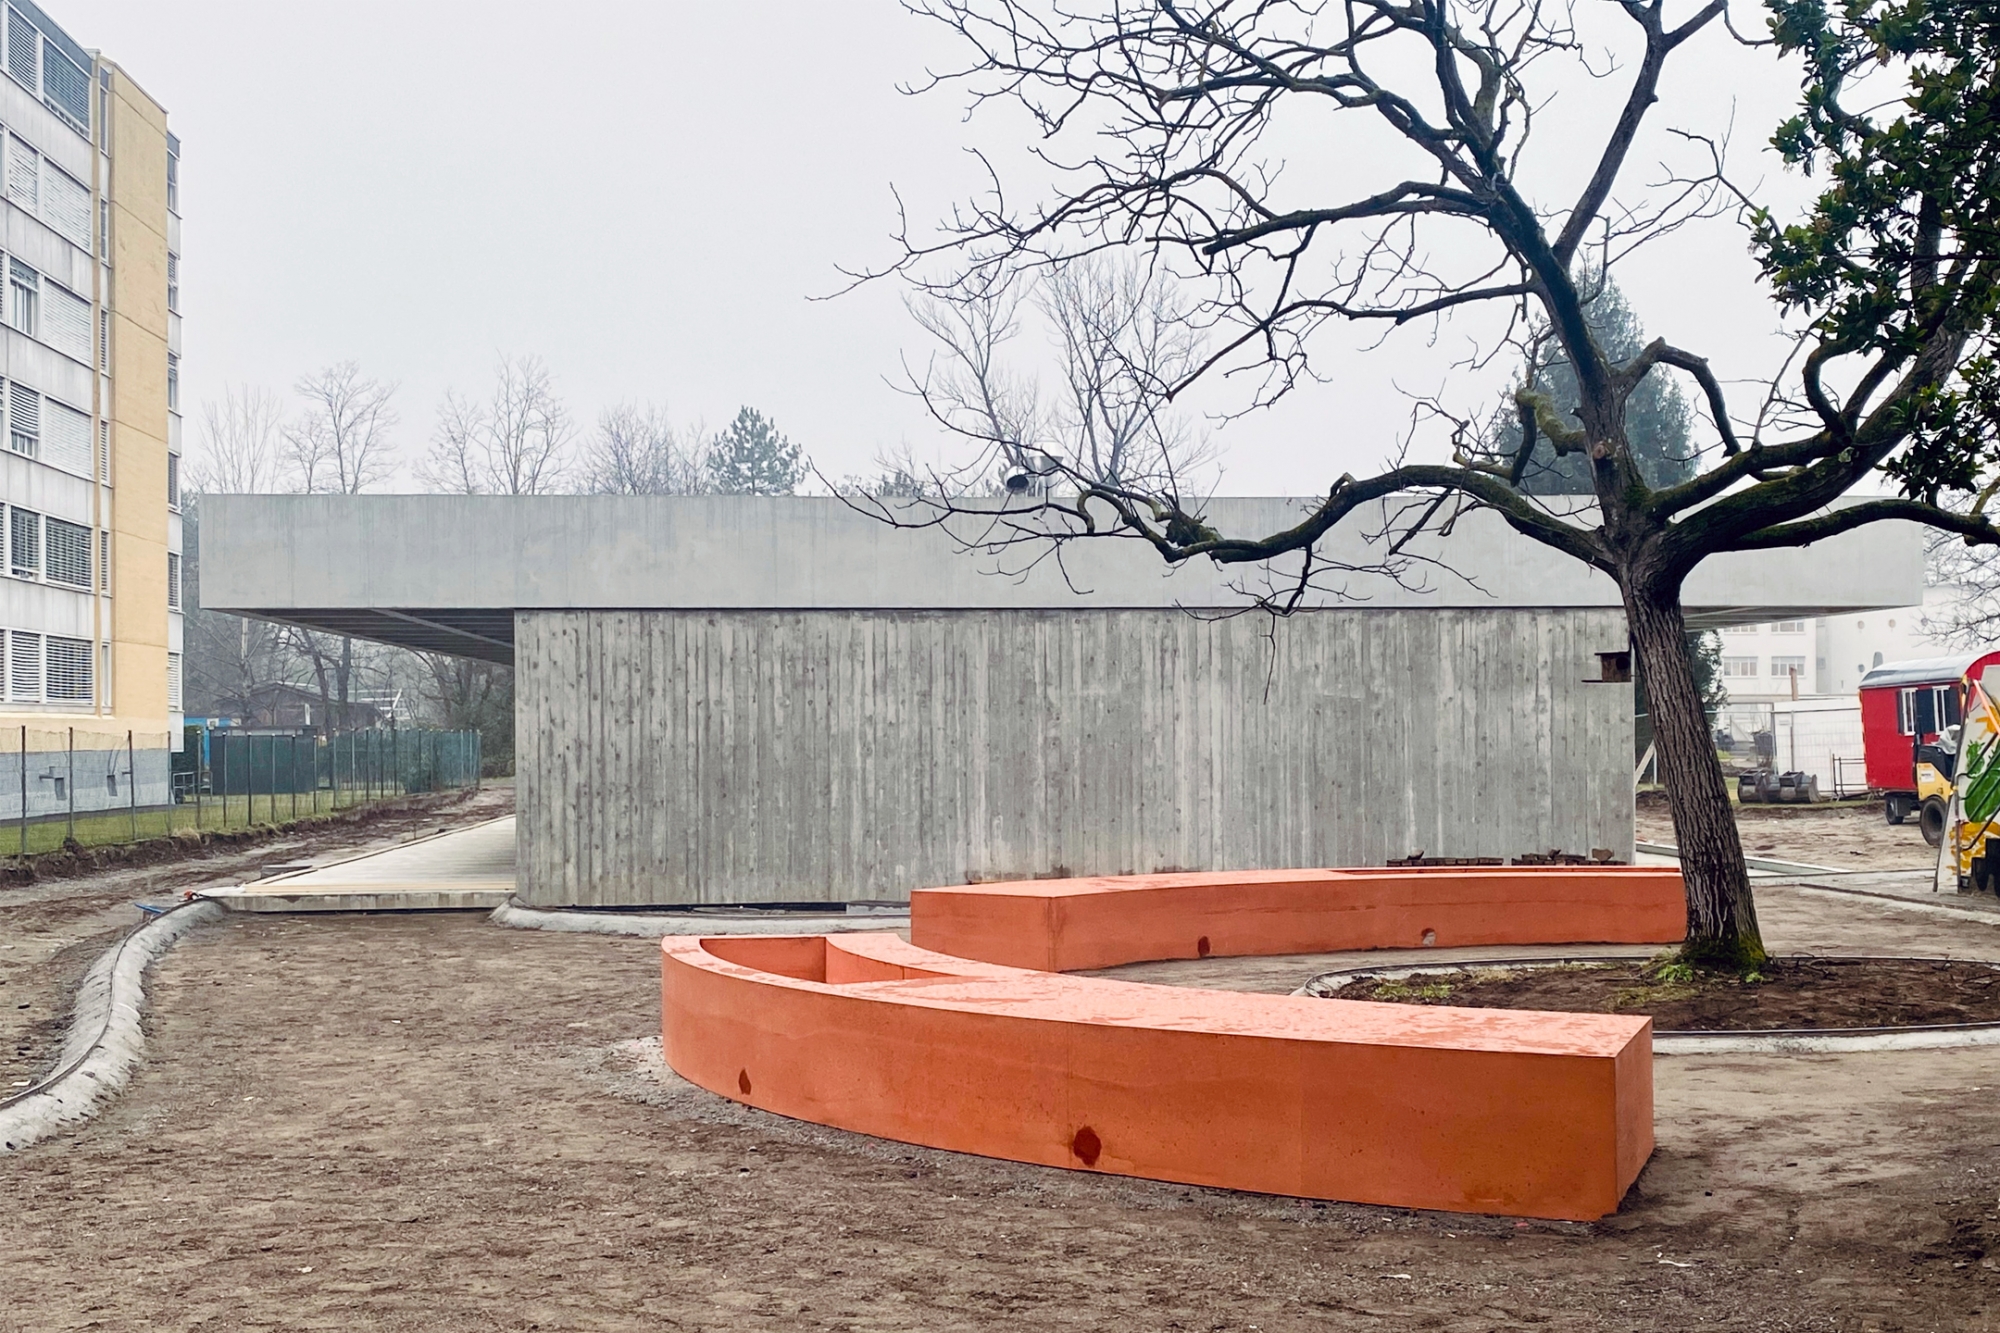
<box><xmin>1715</xmin><ymin>585</ymin><xmax>1973</xmax><ymax>708</ymax></box>
<box><xmin>1717</xmin><ymin>617</ymin><xmax>1817</xmax><ymax>704</ymax></box>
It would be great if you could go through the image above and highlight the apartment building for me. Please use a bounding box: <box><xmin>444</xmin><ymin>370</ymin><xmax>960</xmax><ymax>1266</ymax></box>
<box><xmin>0</xmin><ymin>1</ymin><xmax>178</xmax><ymax>817</ymax></box>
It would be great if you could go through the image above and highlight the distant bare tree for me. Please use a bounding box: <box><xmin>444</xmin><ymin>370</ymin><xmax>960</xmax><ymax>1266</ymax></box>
<box><xmin>188</xmin><ymin>385</ymin><xmax>287</xmax><ymax>494</ymax></box>
<box><xmin>905</xmin><ymin>275</ymin><xmax>1046</xmax><ymax>488</ymax></box>
<box><xmin>1041</xmin><ymin>256</ymin><xmax>1213</xmax><ymax>489</ymax></box>
<box><xmin>421</xmin><ymin>356</ymin><xmax>574</xmax><ymax>496</ymax></box>
<box><xmin>584</xmin><ymin>404</ymin><xmax>708</xmax><ymax>496</ymax></box>
<box><xmin>283</xmin><ymin>363</ymin><xmax>398</xmax><ymax>728</ymax></box>
<box><xmin>906</xmin><ymin>256</ymin><xmax>1214</xmax><ymax>495</ymax></box>
<box><xmin>419</xmin><ymin>653</ymin><xmax>514</xmax><ymax>776</ymax></box>
<box><xmin>286</xmin><ymin>363</ymin><xmax>398</xmax><ymax>496</ymax></box>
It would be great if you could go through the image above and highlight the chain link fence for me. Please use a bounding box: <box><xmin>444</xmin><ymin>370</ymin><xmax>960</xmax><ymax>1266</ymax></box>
<box><xmin>0</xmin><ymin>724</ymin><xmax>481</xmax><ymax>856</ymax></box>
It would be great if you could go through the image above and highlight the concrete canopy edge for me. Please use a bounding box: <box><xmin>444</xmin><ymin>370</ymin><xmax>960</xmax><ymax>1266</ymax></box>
<box><xmin>199</xmin><ymin>495</ymin><xmax>1922</xmax><ymax>664</ymax></box>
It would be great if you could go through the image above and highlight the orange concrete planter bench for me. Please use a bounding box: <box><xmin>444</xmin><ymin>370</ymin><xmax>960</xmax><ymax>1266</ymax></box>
<box><xmin>661</xmin><ymin>873</ymin><xmax>1676</xmax><ymax>1219</ymax></box>
<box><xmin>910</xmin><ymin>865</ymin><xmax>1688</xmax><ymax>971</ymax></box>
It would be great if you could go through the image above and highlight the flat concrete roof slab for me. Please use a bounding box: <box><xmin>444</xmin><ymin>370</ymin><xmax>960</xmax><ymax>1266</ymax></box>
<box><xmin>198</xmin><ymin>495</ymin><xmax>1924</xmax><ymax>662</ymax></box>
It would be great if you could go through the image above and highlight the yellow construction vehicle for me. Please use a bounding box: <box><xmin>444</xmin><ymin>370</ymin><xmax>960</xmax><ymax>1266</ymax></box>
<box><xmin>1939</xmin><ymin>678</ymin><xmax>2000</xmax><ymax>893</ymax></box>
<box><xmin>1916</xmin><ymin>736</ymin><xmax>1955</xmax><ymax>848</ymax></box>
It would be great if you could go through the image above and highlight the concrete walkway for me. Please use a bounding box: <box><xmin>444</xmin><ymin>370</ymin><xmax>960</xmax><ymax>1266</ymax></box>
<box><xmin>202</xmin><ymin>817</ymin><xmax>516</xmax><ymax>912</ymax></box>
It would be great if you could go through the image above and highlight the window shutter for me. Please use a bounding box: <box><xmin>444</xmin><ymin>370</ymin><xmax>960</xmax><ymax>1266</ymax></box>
<box><xmin>6</xmin><ymin>134</ymin><xmax>36</xmax><ymax>212</ymax></box>
<box><xmin>6</xmin><ymin>10</ymin><xmax>36</xmax><ymax>93</ymax></box>
<box><xmin>45</xmin><ymin>516</ymin><xmax>88</xmax><ymax>587</ymax></box>
<box><xmin>11</xmin><ymin>380</ymin><xmax>39</xmax><ymax>437</ymax></box>
<box><xmin>44</xmin><ymin>283</ymin><xmax>88</xmax><ymax>361</ymax></box>
<box><xmin>10</xmin><ymin>381</ymin><xmax>39</xmax><ymax>459</ymax></box>
<box><xmin>42</xmin><ymin>165</ymin><xmax>86</xmax><ymax>249</ymax></box>
<box><xmin>41</xmin><ymin>47</ymin><xmax>87</xmax><ymax>129</ymax></box>
<box><xmin>167</xmin><ymin>651</ymin><xmax>182</xmax><ymax>711</ymax></box>
<box><xmin>10</xmin><ymin>630</ymin><xmax>41</xmax><ymax>702</ymax></box>
<box><xmin>44</xmin><ymin>636</ymin><xmax>90</xmax><ymax>702</ymax></box>
<box><xmin>97</xmin><ymin>419</ymin><xmax>108</xmax><ymax>479</ymax></box>
<box><xmin>41</xmin><ymin>397</ymin><xmax>86</xmax><ymax>475</ymax></box>
<box><xmin>166</xmin><ymin>550</ymin><xmax>180</xmax><ymax>607</ymax></box>
<box><xmin>97</xmin><ymin>307</ymin><xmax>106</xmax><ymax>370</ymax></box>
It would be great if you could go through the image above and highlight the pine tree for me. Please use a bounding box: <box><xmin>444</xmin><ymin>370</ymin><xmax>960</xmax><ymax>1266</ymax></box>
<box><xmin>1497</xmin><ymin>275</ymin><xmax>1695</xmax><ymax>495</ymax></box>
<box><xmin>705</xmin><ymin>407</ymin><xmax>807</xmax><ymax>496</ymax></box>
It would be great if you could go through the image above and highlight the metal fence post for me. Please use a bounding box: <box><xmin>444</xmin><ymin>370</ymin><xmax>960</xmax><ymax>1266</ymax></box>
<box><xmin>127</xmin><ymin>730</ymin><xmax>136</xmax><ymax>843</ymax></box>
<box><xmin>18</xmin><ymin>724</ymin><xmax>26</xmax><ymax>856</ymax></box>
<box><xmin>194</xmin><ymin>729</ymin><xmax>202</xmax><ymax>831</ymax></box>
<box><xmin>290</xmin><ymin>735</ymin><xmax>299</xmax><ymax>822</ymax></box>
<box><xmin>65</xmin><ymin>727</ymin><xmax>74</xmax><ymax>846</ymax></box>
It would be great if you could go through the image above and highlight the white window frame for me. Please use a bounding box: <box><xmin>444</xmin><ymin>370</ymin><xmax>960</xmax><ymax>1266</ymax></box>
<box><xmin>9</xmin><ymin>255</ymin><xmax>39</xmax><ymax>338</ymax></box>
<box><xmin>44</xmin><ymin>515</ymin><xmax>88</xmax><ymax>588</ymax></box>
<box><xmin>9</xmin><ymin>503</ymin><xmax>39</xmax><ymax>579</ymax></box>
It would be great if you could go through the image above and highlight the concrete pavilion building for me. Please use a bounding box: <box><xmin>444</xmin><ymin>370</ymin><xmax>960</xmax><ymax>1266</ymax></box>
<box><xmin>0</xmin><ymin>1</ymin><xmax>180</xmax><ymax>816</ymax></box>
<box><xmin>202</xmin><ymin>495</ymin><xmax>1922</xmax><ymax>908</ymax></box>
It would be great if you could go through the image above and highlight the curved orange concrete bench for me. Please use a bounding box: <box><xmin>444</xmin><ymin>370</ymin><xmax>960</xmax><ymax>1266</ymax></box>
<box><xmin>910</xmin><ymin>865</ymin><xmax>1687</xmax><ymax>971</ymax></box>
<box><xmin>662</xmin><ymin>929</ymin><xmax>1654</xmax><ymax>1221</ymax></box>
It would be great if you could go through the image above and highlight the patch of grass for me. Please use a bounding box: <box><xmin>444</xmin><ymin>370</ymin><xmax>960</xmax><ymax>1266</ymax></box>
<box><xmin>1366</xmin><ymin>978</ymin><xmax>1456</xmax><ymax>1002</ymax></box>
<box><xmin>2</xmin><ymin>789</ymin><xmax>408</xmax><ymax>856</ymax></box>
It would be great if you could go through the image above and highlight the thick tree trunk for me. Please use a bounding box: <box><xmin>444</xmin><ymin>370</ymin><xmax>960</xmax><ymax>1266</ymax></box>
<box><xmin>1623</xmin><ymin>579</ymin><xmax>1767</xmax><ymax>970</ymax></box>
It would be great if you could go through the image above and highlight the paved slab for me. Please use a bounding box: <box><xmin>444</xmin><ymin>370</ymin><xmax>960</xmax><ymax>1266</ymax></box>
<box><xmin>203</xmin><ymin>817</ymin><xmax>516</xmax><ymax>912</ymax></box>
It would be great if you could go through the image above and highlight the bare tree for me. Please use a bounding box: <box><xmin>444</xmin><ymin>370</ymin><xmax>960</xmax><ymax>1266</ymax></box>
<box><xmin>1041</xmin><ymin>255</ymin><xmax>1215</xmax><ymax>489</ymax></box>
<box><xmin>877</xmin><ymin>0</ymin><xmax>2000</xmax><ymax>969</ymax></box>
<box><xmin>188</xmin><ymin>385</ymin><xmax>288</xmax><ymax>494</ymax></box>
<box><xmin>584</xmin><ymin>404</ymin><xmax>708</xmax><ymax>495</ymax></box>
<box><xmin>283</xmin><ymin>363</ymin><xmax>399</xmax><ymax>729</ymax></box>
<box><xmin>905</xmin><ymin>255</ymin><xmax>1215</xmax><ymax>499</ymax></box>
<box><xmin>906</xmin><ymin>274</ymin><xmax>1046</xmax><ymax>487</ymax></box>
<box><xmin>183</xmin><ymin>387</ymin><xmax>294</xmax><ymax>726</ymax></box>
<box><xmin>421</xmin><ymin>356</ymin><xmax>574</xmax><ymax>496</ymax></box>
<box><xmin>286</xmin><ymin>363</ymin><xmax>398</xmax><ymax>496</ymax></box>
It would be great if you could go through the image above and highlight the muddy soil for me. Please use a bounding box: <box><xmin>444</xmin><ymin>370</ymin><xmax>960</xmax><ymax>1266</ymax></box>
<box><xmin>7</xmin><ymin>895</ymin><xmax>2000</xmax><ymax>1329</ymax></box>
<box><xmin>1636</xmin><ymin>792</ymin><xmax>1936</xmax><ymax>871</ymax></box>
<box><xmin>1331</xmin><ymin>956</ymin><xmax>2000</xmax><ymax>1031</ymax></box>
<box><xmin>0</xmin><ymin>783</ymin><xmax>511</xmax><ymax>1091</ymax></box>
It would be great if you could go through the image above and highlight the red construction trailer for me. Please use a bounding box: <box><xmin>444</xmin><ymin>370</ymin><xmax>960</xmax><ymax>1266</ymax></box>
<box><xmin>1859</xmin><ymin>651</ymin><xmax>2000</xmax><ymax>822</ymax></box>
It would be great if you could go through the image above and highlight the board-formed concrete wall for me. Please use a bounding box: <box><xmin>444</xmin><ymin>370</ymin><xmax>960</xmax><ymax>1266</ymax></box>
<box><xmin>516</xmin><ymin>606</ymin><xmax>1632</xmax><ymax>907</ymax></box>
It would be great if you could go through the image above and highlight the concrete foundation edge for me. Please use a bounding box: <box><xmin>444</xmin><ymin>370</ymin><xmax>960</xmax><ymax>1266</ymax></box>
<box><xmin>490</xmin><ymin>902</ymin><xmax>912</xmax><ymax>938</ymax></box>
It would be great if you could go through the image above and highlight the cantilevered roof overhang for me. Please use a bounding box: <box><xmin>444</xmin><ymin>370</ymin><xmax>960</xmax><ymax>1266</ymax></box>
<box><xmin>197</xmin><ymin>494</ymin><xmax>1926</xmax><ymax>667</ymax></box>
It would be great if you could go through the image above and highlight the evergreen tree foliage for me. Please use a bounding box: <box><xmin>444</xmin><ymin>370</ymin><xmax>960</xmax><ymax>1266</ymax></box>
<box><xmin>705</xmin><ymin>407</ymin><xmax>807</xmax><ymax>496</ymax></box>
<box><xmin>1500</xmin><ymin>276</ymin><xmax>1695</xmax><ymax>495</ymax></box>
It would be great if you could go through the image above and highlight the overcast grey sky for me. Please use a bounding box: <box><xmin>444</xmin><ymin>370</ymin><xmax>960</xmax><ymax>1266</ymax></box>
<box><xmin>62</xmin><ymin>1</ymin><xmax>1814</xmax><ymax>494</ymax></box>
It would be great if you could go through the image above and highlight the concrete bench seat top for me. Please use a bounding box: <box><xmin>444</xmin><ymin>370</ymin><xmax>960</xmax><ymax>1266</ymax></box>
<box><xmin>911</xmin><ymin>864</ymin><xmax>1688</xmax><ymax>972</ymax></box>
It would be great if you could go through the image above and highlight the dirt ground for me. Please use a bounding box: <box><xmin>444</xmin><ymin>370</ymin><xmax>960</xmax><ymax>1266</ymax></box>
<box><xmin>0</xmin><ymin>783</ymin><xmax>512</xmax><ymax>1090</ymax></box>
<box><xmin>1636</xmin><ymin>794</ymin><xmax>1938</xmax><ymax>872</ymax></box>
<box><xmin>6</xmin><ymin>879</ymin><xmax>2000</xmax><ymax>1329</ymax></box>
<box><xmin>1335</xmin><ymin>956</ymin><xmax>2000</xmax><ymax>1030</ymax></box>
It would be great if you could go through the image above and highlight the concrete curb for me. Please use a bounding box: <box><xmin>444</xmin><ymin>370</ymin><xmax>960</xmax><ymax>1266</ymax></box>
<box><xmin>0</xmin><ymin>899</ymin><xmax>224</xmax><ymax>1152</ymax></box>
<box><xmin>489</xmin><ymin>902</ymin><xmax>911</xmax><ymax>938</ymax></box>
<box><xmin>1296</xmin><ymin>954</ymin><xmax>2000</xmax><ymax>1055</ymax></box>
